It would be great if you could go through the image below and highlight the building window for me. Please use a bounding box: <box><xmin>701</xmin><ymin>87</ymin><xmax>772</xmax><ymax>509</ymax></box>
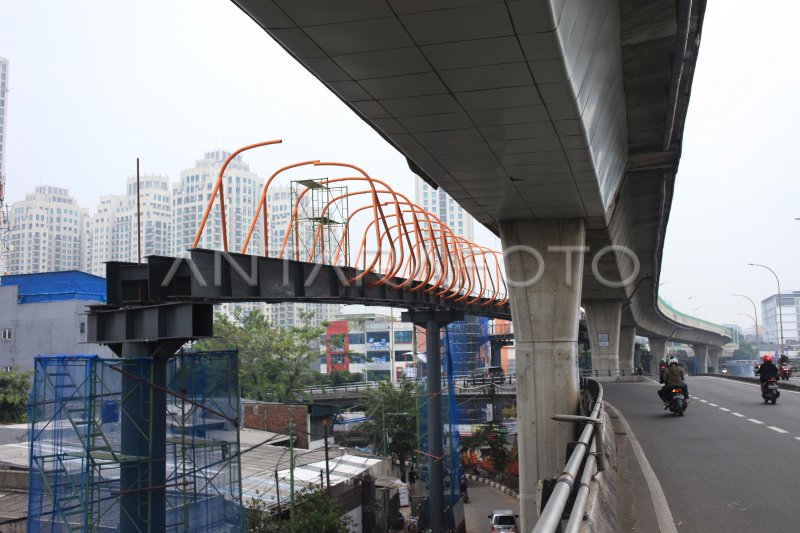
<box><xmin>394</xmin><ymin>330</ymin><xmax>412</xmax><ymax>344</ymax></box>
<box><xmin>1</xmin><ymin>329</ymin><xmax>11</xmax><ymax>341</ymax></box>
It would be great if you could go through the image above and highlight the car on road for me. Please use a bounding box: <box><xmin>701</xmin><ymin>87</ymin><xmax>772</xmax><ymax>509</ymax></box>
<box><xmin>488</xmin><ymin>509</ymin><xmax>519</xmax><ymax>532</ymax></box>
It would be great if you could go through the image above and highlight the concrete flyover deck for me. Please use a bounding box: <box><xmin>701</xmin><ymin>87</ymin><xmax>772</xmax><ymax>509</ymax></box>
<box><xmin>231</xmin><ymin>0</ymin><xmax>728</xmax><ymax>348</ymax></box>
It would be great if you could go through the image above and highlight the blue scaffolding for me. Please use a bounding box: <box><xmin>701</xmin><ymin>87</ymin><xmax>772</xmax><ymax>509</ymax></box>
<box><xmin>27</xmin><ymin>351</ymin><xmax>244</xmax><ymax>532</ymax></box>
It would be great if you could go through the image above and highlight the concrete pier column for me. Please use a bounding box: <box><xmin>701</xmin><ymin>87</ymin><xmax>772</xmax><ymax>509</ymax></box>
<box><xmin>649</xmin><ymin>337</ymin><xmax>667</xmax><ymax>362</ymax></box>
<box><xmin>693</xmin><ymin>344</ymin><xmax>708</xmax><ymax>375</ymax></box>
<box><xmin>647</xmin><ymin>337</ymin><xmax>667</xmax><ymax>374</ymax></box>
<box><xmin>619</xmin><ymin>326</ymin><xmax>636</xmax><ymax>373</ymax></box>
<box><xmin>708</xmin><ymin>347</ymin><xmax>722</xmax><ymax>373</ymax></box>
<box><xmin>499</xmin><ymin>218</ymin><xmax>585</xmax><ymax>532</ymax></box>
<box><xmin>584</xmin><ymin>300</ymin><xmax>622</xmax><ymax>373</ymax></box>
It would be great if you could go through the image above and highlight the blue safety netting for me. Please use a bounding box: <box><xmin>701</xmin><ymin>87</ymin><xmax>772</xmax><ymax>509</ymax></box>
<box><xmin>417</xmin><ymin>315</ymin><xmax>489</xmax><ymax>529</ymax></box>
<box><xmin>27</xmin><ymin>351</ymin><xmax>243</xmax><ymax>533</ymax></box>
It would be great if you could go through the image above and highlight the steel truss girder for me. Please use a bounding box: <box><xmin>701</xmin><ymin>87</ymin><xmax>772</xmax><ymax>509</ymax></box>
<box><xmin>101</xmin><ymin>249</ymin><xmax>511</xmax><ymax>319</ymax></box>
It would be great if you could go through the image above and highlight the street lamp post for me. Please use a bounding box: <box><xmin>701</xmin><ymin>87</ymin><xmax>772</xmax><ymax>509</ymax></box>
<box><xmin>732</xmin><ymin>293</ymin><xmax>760</xmax><ymax>357</ymax></box>
<box><xmin>747</xmin><ymin>263</ymin><xmax>784</xmax><ymax>358</ymax></box>
<box><xmin>738</xmin><ymin>313</ymin><xmax>760</xmax><ymax>361</ymax></box>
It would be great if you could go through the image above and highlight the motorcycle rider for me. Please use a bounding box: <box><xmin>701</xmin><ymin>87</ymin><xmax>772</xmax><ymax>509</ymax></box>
<box><xmin>660</xmin><ymin>357</ymin><xmax>689</xmax><ymax>409</ymax></box>
<box><xmin>658</xmin><ymin>358</ymin><xmax>667</xmax><ymax>383</ymax></box>
<box><xmin>755</xmin><ymin>355</ymin><xmax>780</xmax><ymax>394</ymax></box>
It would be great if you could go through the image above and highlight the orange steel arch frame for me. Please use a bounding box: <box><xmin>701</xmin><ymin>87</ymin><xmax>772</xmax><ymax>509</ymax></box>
<box><xmin>193</xmin><ymin>140</ymin><xmax>282</xmax><ymax>251</ymax></box>
<box><xmin>191</xmin><ymin>145</ymin><xmax>508</xmax><ymax>307</ymax></box>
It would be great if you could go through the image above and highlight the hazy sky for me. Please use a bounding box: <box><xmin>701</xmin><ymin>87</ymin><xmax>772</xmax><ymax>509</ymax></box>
<box><xmin>0</xmin><ymin>1</ymin><xmax>797</xmax><ymax>330</ymax></box>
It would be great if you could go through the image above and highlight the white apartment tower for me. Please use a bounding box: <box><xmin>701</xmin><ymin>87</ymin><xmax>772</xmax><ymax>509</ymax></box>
<box><xmin>415</xmin><ymin>178</ymin><xmax>474</xmax><ymax>241</ymax></box>
<box><xmin>90</xmin><ymin>174</ymin><xmax>171</xmax><ymax>276</ymax></box>
<box><xmin>6</xmin><ymin>186</ymin><xmax>90</xmax><ymax>274</ymax></box>
<box><xmin>0</xmin><ymin>57</ymin><xmax>9</xmax><ymax>274</ymax></box>
<box><xmin>172</xmin><ymin>150</ymin><xmax>263</xmax><ymax>256</ymax></box>
<box><xmin>172</xmin><ymin>150</ymin><xmax>265</xmax><ymax>317</ymax></box>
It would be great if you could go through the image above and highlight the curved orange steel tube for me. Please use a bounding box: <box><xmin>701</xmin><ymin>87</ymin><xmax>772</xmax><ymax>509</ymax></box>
<box><xmin>192</xmin><ymin>139</ymin><xmax>282</xmax><ymax>251</ymax></box>
<box><xmin>240</xmin><ymin>160</ymin><xmax>318</xmax><ymax>255</ymax></box>
<box><xmin>192</xmin><ymin>148</ymin><xmax>508</xmax><ymax>306</ymax></box>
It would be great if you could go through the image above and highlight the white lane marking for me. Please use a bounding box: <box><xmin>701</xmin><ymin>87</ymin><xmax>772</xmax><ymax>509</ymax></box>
<box><xmin>708</xmin><ymin>377</ymin><xmax>800</xmax><ymax>395</ymax></box>
<box><xmin>768</xmin><ymin>426</ymin><xmax>789</xmax><ymax>434</ymax></box>
<box><xmin>606</xmin><ymin>402</ymin><xmax>678</xmax><ymax>533</ymax></box>
<box><xmin>699</xmin><ymin>399</ymin><xmax>708</xmax><ymax>403</ymax></box>
<box><xmin>795</xmin><ymin>437</ymin><xmax>800</xmax><ymax>442</ymax></box>
<box><xmin>748</xmin><ymin>419</ymin><xmax>764</xmax><ymax>424</ymax></box>
<box><xmin>732</xmin><ymin>412</ymin><xmax>745</xmax><ymax>417</ymax></box>
<box><xmin>709</xmin><ymin>403</ymin><xmax>719</xmax><ymax>407</ymax></box>
<box><xmin>719</xmin><ymin>407</ymin><xmax>730</xmax><ymax>412</ymax></box>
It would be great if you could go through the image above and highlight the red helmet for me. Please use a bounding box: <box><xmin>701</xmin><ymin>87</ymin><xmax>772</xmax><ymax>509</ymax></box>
<box><xmin>764</xmin><ymin>355</ymin><xmax>773</xmax><ymax>363</ymax></box>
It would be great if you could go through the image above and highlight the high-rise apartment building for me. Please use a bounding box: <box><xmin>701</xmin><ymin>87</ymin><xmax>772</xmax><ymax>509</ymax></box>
<box><xmin>172</xmin><ymin>150</ymin><xmax>263</xmax><ymax>257</ymax></box>
<box><xmin>172</xmin><ymin>150</ymin><xmax>265</xmax><ymax>317</ymax></box>
<box><xmin>6</xmin><ymin>186</ymin><xmax>90</xmax><ymax>274</ymax></box>
<box><xmin>0</xmin><ymin>57</ymin><xmax>10</xmax><ymax>274</ymax></box>
<box><xmin>90</xmin><ymin>175</ymin><xmax>171</xmax><ymax>275</ymax></box>
<box><xmin>415</xmin><ymin>178</ymin><xmax>474</xmax><ymax>241</ymax></box>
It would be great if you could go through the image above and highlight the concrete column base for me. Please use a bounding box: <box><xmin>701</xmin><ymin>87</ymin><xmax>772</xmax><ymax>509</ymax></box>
<box><xmin>500</xmin><ymin>218</ymin><xmax>585</xmax><ymax>533</ymax></box>
<box><xmin>693</xmin><ymin>344</ymin><xmax>708</xmax><ymax>375</ymax></box>
<box><xmin>619</xmin><ymin>326</ymin><xmax>636</xmax><ymax>372</ymax></box>
<box><xmin>584</xmin><ymin>300</ymin><xmax>622</xmax><ymax>372</ymax></box>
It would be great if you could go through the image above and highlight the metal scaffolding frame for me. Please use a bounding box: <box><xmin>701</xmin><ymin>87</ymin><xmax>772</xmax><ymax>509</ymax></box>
<box><xmin>291</xmin><ymin>178</ymin><xmax>349</xmax><ymax>266</ymax></box>
<box><xmin>27</xmin><ymin>351</ymin><xmax>244</xmax><ymax>533</ymax></box>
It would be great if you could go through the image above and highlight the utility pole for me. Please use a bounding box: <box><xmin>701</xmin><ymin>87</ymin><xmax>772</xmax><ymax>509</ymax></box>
<box><xmin>274</xmin><ymin>469</ymin><xmax>282</xmax><ymax>515</ymax></box>
<box><xmin>289</xmin><ymin>419</ymin><xmax>295</xmax><ymax>517</ymax></box>
<box><xmin>323</xmin><ymin>418</ymin><xmax>331</xmax><ymax>494</ymax></box>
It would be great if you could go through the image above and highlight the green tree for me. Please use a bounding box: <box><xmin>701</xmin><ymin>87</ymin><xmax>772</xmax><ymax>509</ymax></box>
<box><xmin>358</xmin><ymin>380</ymin><xmax>418</xmax><ymax>481</ymax></box>
<box><xmin>328</xmin><ymin>369</ymin><xmax>363</xmax><ymax>385</ymax></box>
<box><xmin>0</xmin><ymin>366</ymin><xmax>33</xmax><ymax>423</ymax></box>
<box><xmin>246</xmin><ymin>485</ymin><xmax>354</xmax><ymax>533</ymax></box>
<box><xmin>194</xmin><ymin>309</ymin><xmax>327</xmax><ymax>402</ymax></box>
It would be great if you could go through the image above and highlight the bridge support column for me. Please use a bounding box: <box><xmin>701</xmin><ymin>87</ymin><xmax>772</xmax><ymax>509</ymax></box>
<box><xmin>619</xmin><ymin>326</ymin><xmax>636</xmax><ymax>374</ymax></box>
<box><xmin>584</xmin><ymin>300</ymin><xmax>622</xmax><ymax>374</ymax></box>
<box><xmin>649</xmin><ymin>337</ymin><xmax>667</xmax><ymax>364</ymax></box>
<box><xmin>499</xmin><ymin>219</ymin><xmax>585</xmax><ymax>533</ymax></box>
<box><xmin>693</xmin><ymin>344</ymin><xmax>708</xmax><ymax>375</ymax></box>
<box><xmin>708</xmin><ymin>348</ymin><xmax>722</xmax><ymax>373</ymax></box>
<box><xmin>402</xmin><ymin>309</ymin><xmax>463</xmax><ymax>533</ymax></box>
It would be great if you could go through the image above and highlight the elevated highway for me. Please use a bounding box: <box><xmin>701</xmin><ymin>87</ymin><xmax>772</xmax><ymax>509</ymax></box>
<box><xmin>231</xmin><ymin>1</ymin><xmax>730</xmax><ymax>529</ymax></box>
<box><xmin>606</xmin><ymin>377</ymin><xmax>800</xmax><ymax>533</ymax></box>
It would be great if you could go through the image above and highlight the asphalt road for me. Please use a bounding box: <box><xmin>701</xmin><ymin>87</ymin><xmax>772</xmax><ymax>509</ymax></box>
<box><xmin>463</xmin><ymin>482</ymin><xmax>519</xmax><ymax>533</ymax></box>
<box><xmin>605</xmin><ymin>376</ymin><xmax>800</xmax><ymax>533</ymax></box>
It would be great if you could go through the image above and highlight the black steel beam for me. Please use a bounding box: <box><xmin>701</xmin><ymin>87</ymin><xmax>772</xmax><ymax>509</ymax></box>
<box><xmin>102</xmin><ymin>249</ymin><xmax>511</xmax><ymax>319</ymax></box>
<box><xmin>87</xmin><ymin>302</ymin><xmax>214</xmax><ymax>356</ymax></box>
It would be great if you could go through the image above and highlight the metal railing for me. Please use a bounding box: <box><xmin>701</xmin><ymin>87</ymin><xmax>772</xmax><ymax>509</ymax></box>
<box><xmin>296</xmin><ymin>372</ymin><xmax>519</xmax><ymax>396</ymax></box>
<box><xmin>533</xmin><ymin>380</ymin><xmax>604</xmax><ymax>533</ymax></box>
<box><xmin>580</xmin><ymin>367</ymin><xmax>647</xmax><ymax>378</ymax></box>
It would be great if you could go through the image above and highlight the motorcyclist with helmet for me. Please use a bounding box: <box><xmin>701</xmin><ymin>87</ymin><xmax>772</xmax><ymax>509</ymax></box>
<box><xmin>658</xmin><ymin>358</ymin><xmax>667</xmax><ymax>384</ymax></box>
<box><xmin>660</xmin><ymin>357</ymin><xmax>688</xmax><ymax>409</ymax></box>
<box><xmin>756</xmin><ymin>355</ymin><xmax>780</xmax><ymax>394</ymax></box>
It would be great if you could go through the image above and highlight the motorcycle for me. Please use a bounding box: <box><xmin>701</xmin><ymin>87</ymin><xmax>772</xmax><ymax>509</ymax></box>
<box><xmin>460</xmin><ymin>477</ymin><xmax>469</xmax><ymax>503</ymax></box>
<box><xmin>780</xmin><ymin>364</ymin><xmax>792</xmax><ymax>380</ymax></box>
<box><xmin>762</xmin><ymin>377</ymin><xmax>780</xmax><ymax>404</ymax></box>
<box><xmin>667</xmin><ymin>387</ymin><xmax>687</xmax><ymax>416</ymax></box>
